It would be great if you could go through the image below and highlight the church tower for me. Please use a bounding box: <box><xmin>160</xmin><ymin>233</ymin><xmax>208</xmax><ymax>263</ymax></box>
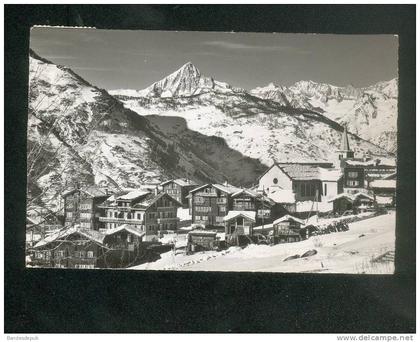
<box><xmin>336</xmin><ymin>126</ymin><xmax>354</xmax><ymax>162</ymax></box>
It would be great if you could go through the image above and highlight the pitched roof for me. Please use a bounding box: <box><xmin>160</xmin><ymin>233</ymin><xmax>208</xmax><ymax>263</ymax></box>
<box><xmin>327</xmin><ymin>193</ymin><xmax>355</xmax><ymax>203</ymax></box>
<box><xmin>189</xmin><ymin>183</ymin><xmax>241</xmax><ymax>195</ymax></box>
<box><xmin>257</xmin><ymin>162</ymin><xmax>334</xmax><ymax>181</ymax></box>
<box><xmin>273</xmin><ymin>215</ymin><xmax>305</xmax><ymax>226</ymax></box>
<box><xmin>161</xmin><ymin>178</ymin><xmax>199</xmax><ymax>187</ymax></box>
<box><xmin>117</xmin><ymin>190</ymin><xmax>150</xmax><ymax>201</ymax></box>
<box><xmin>34</xmin><ymin>226</ymin><xmax>105</xmax><ymax>248</ymax></box>
<box><xmin>279</xmin><ymin>164</ymin><xmax>321</xmax><ymax>180</ymax></box>
<box><xmin>213</xmin><ymin>183</ymin><xmax>242</xmax><ymax>194</ymax></box>
<box><xmin>223</xmin><ymin>210</ymin><xmax>256</xmax><ymax>222</ymax></box>
<box><xmin>133</xmin><ymin>192</ymin><xmax>182</xmax><ymax>209</ymax></box>
<box><xmin>231</xmin><ymin>188</ymin><xmax>259</xmax><ymax>198</ymax></box>
<box><xmin>104</xmin><ymin>224</ymin><xmax>146</xmax><ymax>238</ymax></box>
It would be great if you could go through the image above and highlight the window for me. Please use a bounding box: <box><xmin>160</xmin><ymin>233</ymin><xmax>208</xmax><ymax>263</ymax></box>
<box><xmin>347</xmin><ymin>180</ymin><xmax>359</xmax><ymax>187</ymax></box>
<box><xmin>324</xmin><ymin>184</ymin><xmax>327</xmax><ymax>196</ymax></box>
<box><xmin>87</xmin><ymin>251</ymin><xmax>94</xmax><ymax>258</ymax></box>
<box><xmin>137</xmin><ymin>213</ymin><xmax>142</xmax><ymax>220</ymax></box>
<box><xmin>196</xmin><ymin>206</ymin><xmax>212</xmax><ymax>213</ymax></box>
<box><xmin>195</xmin><ymin>196</ymin><xmax>205</xmax><ymax>204</ymax></box>
<box><xmin>348</xmin><ymin>171</ymin><xmax>359</xmax><ymax>179</ymax></box>
<box><xmin>218</xmin><ymin>206</ymin><xmax>226</xmax><ymax>213</ymax></box>
<box><xmin>273</xmin><ymin>178</ymin><xmax>278</xmax><ymax>184</ymax></box>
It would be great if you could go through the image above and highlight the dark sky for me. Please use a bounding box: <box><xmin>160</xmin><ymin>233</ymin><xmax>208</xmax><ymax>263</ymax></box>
<box><xmin>30</xmin><ymin>27</ymin><xmax>398</xmax><ymax>90</ymax></box>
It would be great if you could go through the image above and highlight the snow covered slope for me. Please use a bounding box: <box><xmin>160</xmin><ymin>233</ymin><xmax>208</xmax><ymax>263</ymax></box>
<box><xmin>110</xmin><ymin>64</ymin><xmax>393</xmax><ymax>167</ymax></box>
<box><xmin>250</xmin><ymin>79</ymin><xmax>398</xmax><ymax>152</ymax></box>
<box><xmin>133</xmin><ymin>211</ymin><xmax>395</xmax><ymax>273</ymax></box>
<box><xmin>27</xmin><ymin>51</ymin><xmax>265</xmax><ymax>210</ymax></box>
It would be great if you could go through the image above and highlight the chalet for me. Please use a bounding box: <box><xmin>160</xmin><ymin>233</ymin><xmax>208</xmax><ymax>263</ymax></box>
<box><xmin>224</xmin><ymin>210</ymin><xmax>256</xmax><ymax>237</ymax></box>
<box><xmin>257</xmin><ymin>162</ymin><xmax>342</xmax><ymax>213</ymax></box>
<box><xmin>231</xmin><ymin>188</ymin><xmax>289</xmax><ymax>226</ymax></box>
<box><xmin>186</xmin><ymin>230</ymin><xmax>217</xmax><ymax>254</ymax></box>
<box><xmin>99</xmin><ymin>190</ymin><xmax>182</xmax><ymax>241</ymax></box>
<box><xmin>271</xmin><ymin>215</ymin><xmax>305</xmax><ymax>243</ymax></box>
<box><xmin>189</xmin><ymin>183</ymin><xmax>241</xmax><ymax>228</ymax></box>
<box><xmin>369</xmin><ymin>179</ymin><xmax>396</xmax><ymax>207</ymax></box>
<box><xmin>102</xmin><ymin>224</ymin><xmax>146</xmax><ymax>268</ymax></box>
<box><xmin>161</xmin><ymin>178</ymin><xmax>199</xmax><ymax>207</ymax></box>
<box><xmin>32</xmin><ymin>226</ymin><xmax>106</xmax><ymax>269</ymax></box>
<box><xmin>99</xmin><ymin>190</ymin><xmax>151</xmax><ymax>231</ymax></box>
<box><xmin>62</xmin><ymin>185</ymin><xmax>111</xmax><ymax>230</ymax></box>
<box><xmin>328</xmin><ymin>192</ymin><xmax>375</xmax><ymax>214</ymax></box>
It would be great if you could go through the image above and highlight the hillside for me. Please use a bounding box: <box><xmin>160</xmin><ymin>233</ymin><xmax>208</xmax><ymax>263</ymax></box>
<box><xmin>27</xmin><ymin>51</ymin><xmax>265</xmax><ymax>210</ymax></box>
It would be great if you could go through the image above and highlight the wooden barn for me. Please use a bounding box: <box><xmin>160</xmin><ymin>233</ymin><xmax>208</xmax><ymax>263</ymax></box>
<box><xmin>102</xmin><ymin>224</ymin><xmax>146</xmax><ymax>268</ymax></box>
<box><xmin>186</xmin><ymin>230</ymin><xmax>217</xmax><ymax>254</ymax></box>
<box><xmin>271</xmin><ymin>215</ymin><xmax>305</xmax><ymax>243</ymax></box>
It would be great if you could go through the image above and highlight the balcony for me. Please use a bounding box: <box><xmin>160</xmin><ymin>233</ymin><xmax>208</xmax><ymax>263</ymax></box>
<box><xmin>99</xmin><ymin>217</ymin><xmax>144</xmax><ymax>224</ymax></box>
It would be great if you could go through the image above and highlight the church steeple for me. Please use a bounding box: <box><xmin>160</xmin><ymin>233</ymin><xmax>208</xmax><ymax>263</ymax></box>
<box><xmin>340</xmin><ymin>126</ymin><xmax>351</xmax><ymax>152</ymax></box>
<box><xmin>337</xmin><ymin>125</ymin><xmax>354</xmax><ymax>161</ymax></box>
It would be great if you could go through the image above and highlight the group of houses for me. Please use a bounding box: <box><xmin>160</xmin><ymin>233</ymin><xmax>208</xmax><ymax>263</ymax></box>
<box><xmin>28</xmin><ymin>128</ymin><xmax>397</xmax><ymax>268</ymax></box>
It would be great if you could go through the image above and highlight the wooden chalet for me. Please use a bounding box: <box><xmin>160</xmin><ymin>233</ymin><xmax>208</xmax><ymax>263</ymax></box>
<box><xmin>271</xmin><ymin>215</ymin><xmax>305</xmax><ymax>243</ymax></box>
<box><xmin>224</xmin><ymin>210</ymin><xmax>256</xmax><ymax>236</ymax></box>
<box><xmin>231</xmin><ymin>188</ymin><xmax>289</xmax><ymax>226</ymax></box>
<box><xmin>100</xmin><ymin>190</ymin><xmax>182</xmax><ymax>242</ymax></box>
<box><xmin>328</xmin><ymin>192</ymin><xmax>375</xmax><ymax>214</ymax></box>
<box><xmin>31</xmin><ymin>226</ymin><xmax>106</xmax><ymax>269</ymax></box>
<box><xmin>161</xmin><ymin>178</ymin><xmax>199</xmax><ymax>207</ymax></box>
<box><xmin>102</xmin><ymin>224</ymin><xmax>146</xmax><ymax>268</ymax></box>
<box><xmin>62</xmin><ymin>185</ymin><xmax>111</xmax><ymax>230</ymax></box>
<box><xmin>189</xmin><ymin>183</ymin><xmax>241</xmax><ymax>228</ymax></box>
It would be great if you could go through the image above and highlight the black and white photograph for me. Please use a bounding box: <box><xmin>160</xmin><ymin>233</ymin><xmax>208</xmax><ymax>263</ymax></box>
<box><xmin>26</xmin><ymin>28</ymin><xmax>399</xmax><ymax>273</ymax></box>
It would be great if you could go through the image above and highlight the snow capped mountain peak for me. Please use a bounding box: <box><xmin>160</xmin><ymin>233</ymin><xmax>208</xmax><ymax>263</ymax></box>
<box><xmin>110</xmin><ymin>62</ymin><xmax>237</xmax><ymax>99</ymax></box>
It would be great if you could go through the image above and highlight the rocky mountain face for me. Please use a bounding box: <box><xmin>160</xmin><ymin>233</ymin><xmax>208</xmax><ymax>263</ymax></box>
<box><xmin>111</xmin><ymin>63</ymin><xmax>392</xmax><ymax>171</ymax></box>
<box><xmin>250</xmin><ymin>78</ymin><xmax>398</xmax><ymax>153</ymax></box>
<box><xmin>27</xmin><ymin>51</ymin><xmax>265</xmax><ymax>210</ymax></box>
<box><xmin>28</xmin><ymin>53</ymin><xmax>395</xmax><ymax>211</ymax></box>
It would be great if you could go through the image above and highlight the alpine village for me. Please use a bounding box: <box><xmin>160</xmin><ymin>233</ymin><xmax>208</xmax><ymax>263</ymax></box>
<box><xmin>27</xmin><ymin>127</ymin><xmax>396</xmax><ymax>270</ymax></box>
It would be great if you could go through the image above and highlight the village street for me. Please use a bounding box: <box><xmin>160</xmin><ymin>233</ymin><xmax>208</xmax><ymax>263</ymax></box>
<box><xmin>132</xmin><ymin>211</ymin><xmax>395</xmax><ymax>274</ymax></box>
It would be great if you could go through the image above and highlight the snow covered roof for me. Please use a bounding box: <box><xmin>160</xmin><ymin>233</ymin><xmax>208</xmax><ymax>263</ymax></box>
<box><xmin>353</xmin><ymin>192</ymin><xmax>375</xmax><ymax>201</ymax></box>
<box><xmin>117</xmin><ymin>190</ymin><xmax>150</xmax><ymax>201</ymax></box>
<box><xmin>370</xmin><ymin>179</ymin><xmax>396</xmax><ymax>189</ymax></box>
<box><xmin>34</xmin><ymin>226</ymin><xmax>105</xmax><ymax>248</ymax></box>
<box><xmin>327</xmin><ymin>193</ymin><xmax>355</xmax><ymax>203</ymax></box>
<box><xmin>188</xmin><ymin>183</ymin><xmax>241</xmax><ymax>195</ymax></box>
<box><xmin>161</xmin><ymin>178</ymin><xmax>199</xmax><ymax>187</ymax></box>
<box><xmin>273</xmin><ymin>215</ymin><xmax>305</xmax><ymax>226</ymax></box>
<box><xmin>318</xmin><ymin>168</ymin><xmax>343</xmax><ymax>181</ymax></box>
<box><xmin>132</xmin><ymin>192</ymin><xmax>183</xmax><ymax>209</ymax></box>
<box><xmin>253</xmin><ymin>223</ymin><xmax>274</xmax><ymax>231</ymax></box>
<box><xmin>213</xmin><ymin>183</ymin><xmax>242</xmax><ymax>194</ymax></box>
<box><xmin>231</xmin><ymin>188</ymin><xmax>259</xmax><ymax>198</ymax></box>
<box><xmin>223</xmin><ymin>211</ymin><xmax>256</xmax><ymax>222</ymax></box>
<box><xmin>104</xmin><ymin>224</ymin><xmax>146</xmax><ymax>238</ymax></box>
<box><xmin>266</xmin><ymin>189</ymin><xmax>296</xmax><ymax>204</ymax></box>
